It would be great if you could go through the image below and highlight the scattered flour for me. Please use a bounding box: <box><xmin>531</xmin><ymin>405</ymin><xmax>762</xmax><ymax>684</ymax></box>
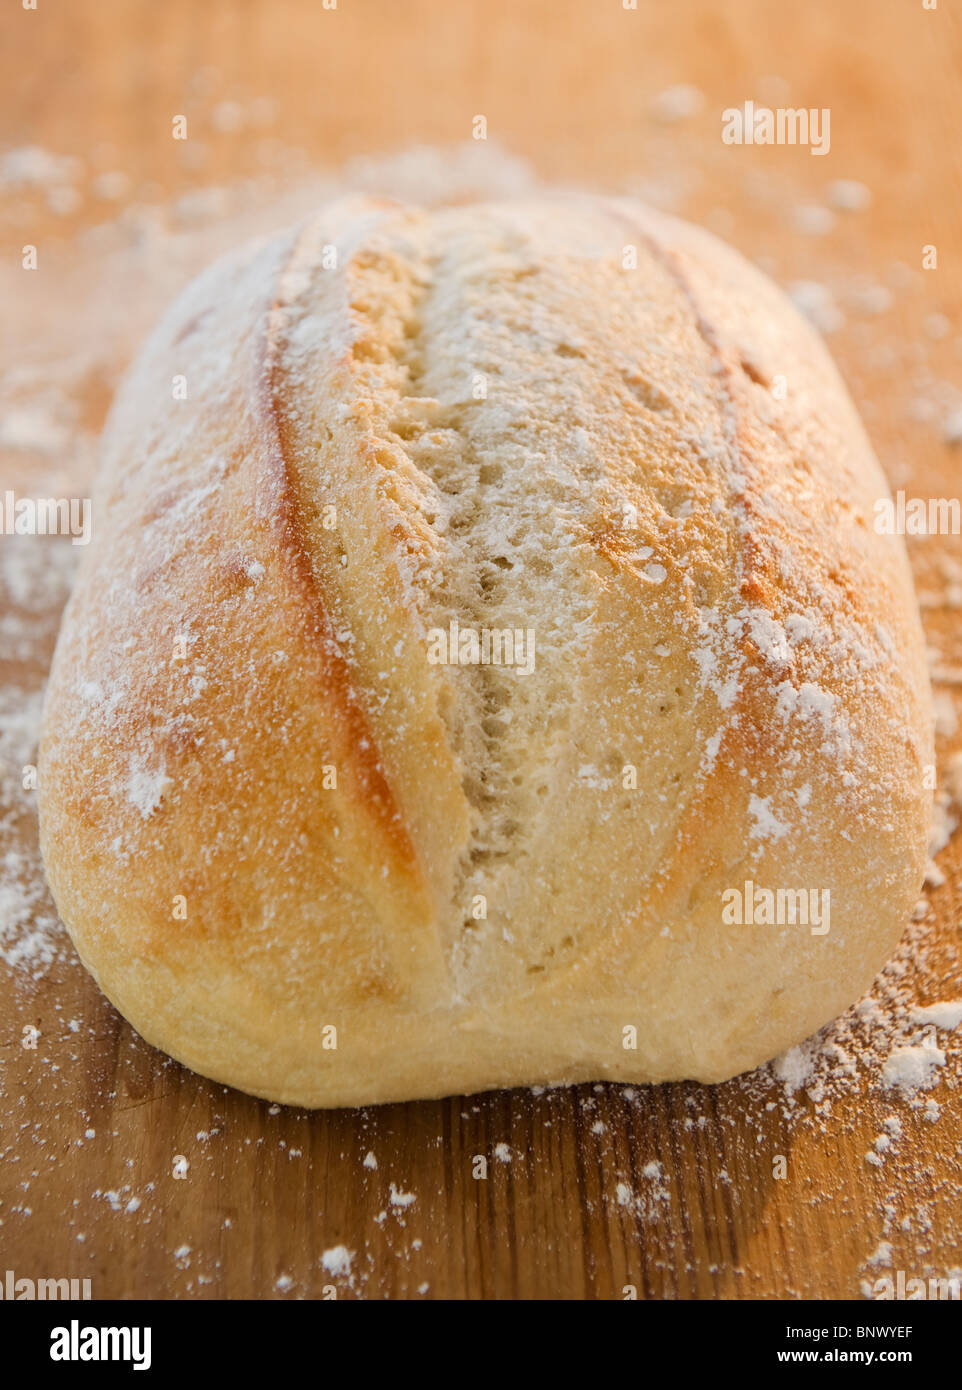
<box><xmin>910</xmin><ymin>1000</ymin><xmax>962</xmax><ymax>1031</ymax></box>
<box><xmin>881</xmin><ymin>1041</ymin><xmax>946</xmax><ymax>1093</ymax></box>
<box><xmin>771</xmin><ymin>1042</ymin><xmax>816</xmax><ymax>1095</ymax></box>
<box><xmin>321</xmin><ymin>1245</ymin><xmax>353</xmax><ymax>1278</ymax></box>
<box><xmin>863</xmin><ymin>1240</ymin><xmax>893</xmax><ymax>1270</ymax></box>
<box><xmin>126</xmin><ymin>758</ymin><xmax>173</xmax><ymax>820</ymax></box>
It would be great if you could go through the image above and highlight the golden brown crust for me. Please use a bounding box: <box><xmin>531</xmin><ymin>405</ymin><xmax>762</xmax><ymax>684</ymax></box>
<box><xmin>38</xmin><ymin>196</ymin><xmax>932</xmax><ymax>1106</ymax></box>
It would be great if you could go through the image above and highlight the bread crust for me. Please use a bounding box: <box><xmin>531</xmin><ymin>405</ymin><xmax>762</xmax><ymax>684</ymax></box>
<box><xmin>38</xmin><ymin>196</ymin><xmax>932</xmax><ymax>1106</ymax></box>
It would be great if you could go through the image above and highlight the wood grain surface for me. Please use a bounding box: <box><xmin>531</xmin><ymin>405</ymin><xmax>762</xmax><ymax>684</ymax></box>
<box><xmin>1</xmin><ymin>0</ymin><xmax>960</xmax><ymax>1300</ymax></box>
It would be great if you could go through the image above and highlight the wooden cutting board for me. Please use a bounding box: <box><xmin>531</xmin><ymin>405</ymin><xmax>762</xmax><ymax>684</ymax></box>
<box><xmin>1</xmin><ymin>0</ymin><xmax>960</xmax><ymax>1299</ymax></box>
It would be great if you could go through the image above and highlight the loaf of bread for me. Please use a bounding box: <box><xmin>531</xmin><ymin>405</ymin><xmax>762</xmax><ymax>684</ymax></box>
<box><xmin>38</xmin><ymin>196</ymin><xmax>932</xmax><ymax>1107</ymax></box>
